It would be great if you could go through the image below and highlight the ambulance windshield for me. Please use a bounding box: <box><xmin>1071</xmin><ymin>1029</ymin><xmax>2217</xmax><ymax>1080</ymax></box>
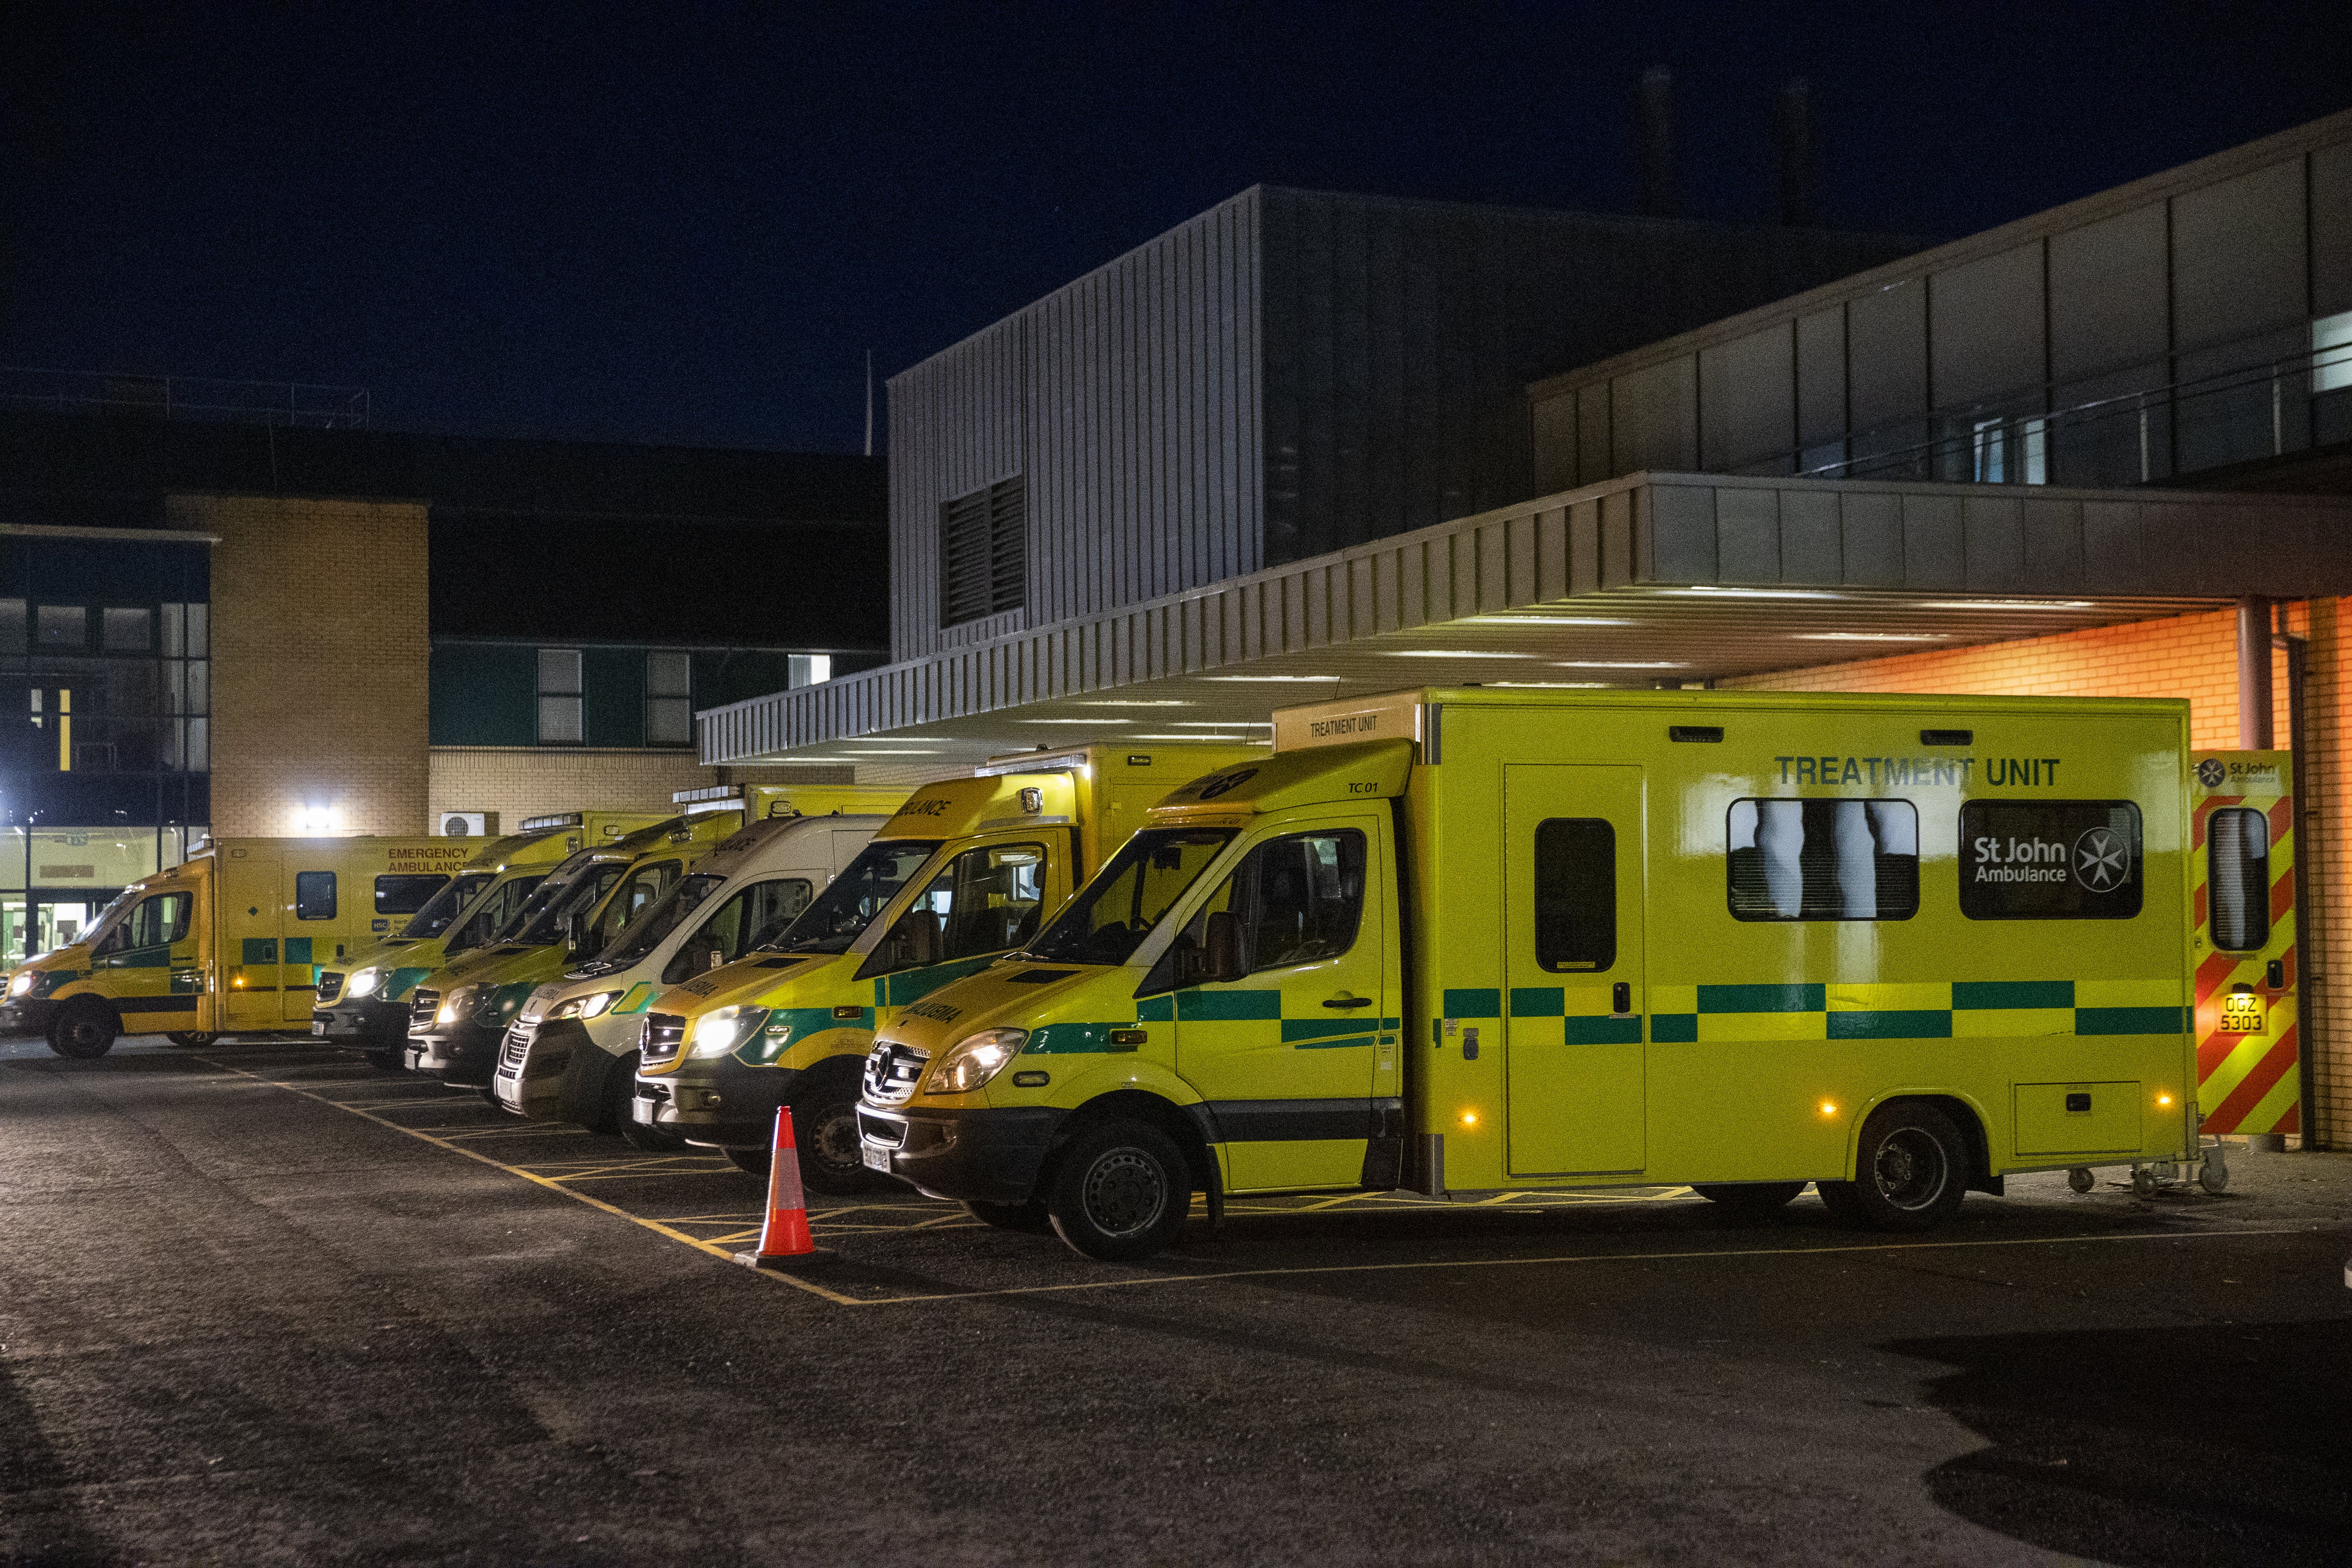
<box><xmin>1025</xmin><ymin>827</ymin><xmax>1237</xmax><ymax>967</ymax></box>
<box><xmin>402</xmin><ymin>872</ymin><xmax>497</xmax><ymax>940</ymax></box>
<box><xmin>760</xmin><ymin>840</ymin><xmax>940</xmax><ymax>956</ymax></box>
<box><xmin>598</xmin><ymin>872</ymin><xmax>726</xmax><ymax>968</ymax></box>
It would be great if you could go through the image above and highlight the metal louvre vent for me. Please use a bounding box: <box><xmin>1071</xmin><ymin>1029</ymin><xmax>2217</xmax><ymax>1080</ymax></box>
<box><xmin>861</xmin><ymin>1039</ymin><xmax>930</xmax><ymax>1108</ymax></box>
<box><xmin>498</xmin><ymin>1024</ymin><xmax>533</xmax><ymax>1072</ymax></box>
<box><xmin>315</xmin><ymin>971</ymin><xmax>345</xmax><ymax>1005</ymax></box>
<box><xmin>639</xmin><ymin>1013</ymin><xmax>688</xmax><ymax>1070</ymax></box>
<box><xmin>939</xmin><ymin>475</ymin><xmax>1025</xmax><ymax>627</ymax></box>
<box><xmin>409</xmin><ymin>989</ymin><xmax>440</xmax><ymax>1034</ymax></box>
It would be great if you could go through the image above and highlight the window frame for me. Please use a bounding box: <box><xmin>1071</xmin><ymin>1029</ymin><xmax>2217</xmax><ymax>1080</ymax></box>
<box><xmin>2205</xmin><ymin>806</ymin><xmax>2272</xmax><ymax>952</ymax></box>
<box><xmin>1724</xmin><ymin>797</ymin><xmax>1922</xmax><ymax>924</ymax></box>
<box><xmin>537</xmin><ymin>647</ymin><xmax>584</xmax><ymax>745</ymax></box>
<box><xmin>1957</xmin><ymin>799</ymin><xmax>2145</xmax><ymax>922</ymax></box>
<box><xmin>294</xmin><ymin>871</ymin><xmax>338</xmax><ymax>921</ymax></box>
<box><xmin>374</xmin><ymin>874</ymin><xmax>450</xmax><ymax>917</ymax></box>
<box><xmin>1533</xmin><ymin>817</ymin><xmax>1617</xmax><ymax>972</ymax></box>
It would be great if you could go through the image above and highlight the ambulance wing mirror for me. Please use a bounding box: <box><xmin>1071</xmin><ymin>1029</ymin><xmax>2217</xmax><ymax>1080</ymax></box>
<box><xmin>1201</xmin><ymin>911</ymin><xmax>1244</xmax><ymax>984</ymax></box>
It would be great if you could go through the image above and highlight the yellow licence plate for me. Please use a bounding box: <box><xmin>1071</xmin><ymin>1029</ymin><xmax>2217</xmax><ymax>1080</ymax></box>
<box><xmin>2219</xmin><ymin>993</ymin><xmax>2265</xmax><ymax>1034</ymax></box>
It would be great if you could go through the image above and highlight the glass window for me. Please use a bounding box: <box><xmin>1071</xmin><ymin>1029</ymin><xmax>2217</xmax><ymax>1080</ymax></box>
<box><xmin>645</xmin><ymin>651</ymin><xmax>692</xmax><ymax>745</ymax></box>
<box><xmin>662</xmin><ymin>877</ymin><xmax>814</xmax><ymax>983</ymax></box>
<box><xmin>1030</xmin><ymin>827</ymin><xmax>1236</xmax><ymax>968</ymax></box>
<box><xmin>374</xmin><ymin>874</ymin><xmax>448</xmax><ymax>916</ymax></box>
<box><xmin>1176</xmin><ymin>829</ymin><xmax>1366</xmax><ymax>975</ymax></box>
<box><xmin>294</xmin><ymin>871</ymin><xmax>337</xmax><ymax>921</ymax></box>
<box><xmin>1728</xmin><ymin>799</ymin><xmax>1920</xmax><ymax>921</ymax></box>
<box><xmin>108</xmin><ymin>892</ymin><xmax>190</xmax><ymax>950</ymax></box>
<box><xmin>402</xmin><ymin>871</ymin><xmax>496</xmax><ymax>940</ymax></box>
<box><xmin>1534</xmin><ymin>818</ymin><xmax>1616</xmax><ymax>971</ymax></box>
<box><xmin>0</xmin><ymin>600</ymin><xmax>24</xmax><ymax>650</ymax></box>
<box><xmin>1958</xmin><ymin>800</ymin><xmax>2143</xmax><ymax>920</ymax></box>
<box><xmin>2206</xmin><ymin>807</ymin><xmax>2270</xmax><ymax>952</ymax></box>
<box><xmin>518</xmin><ymin>864</ymin><xmax>627</xmax><ymax>945</ymax></box>
<box><xmin>2315</xmin><ymin>309</ymin><xmax>2352</xmax><ymax>395</ymax></box>
<box><xmin>866</xmin><ymin>842</ymin><xmax>1048</xmax><ymax>974</ymax></box>
<box><xmin>538</xmin><ymin>649</ymin><xmax>583</xmax><ymax>744</ymax></box>
<box><xmin>103</xmin><ymin>607</ymin><xmax>152</xmax><ymax>651</ymax></box>
<box><xmin>448</xmin><ymin>874</ymin><xmax>545</xmax><ymax>952</ymax></box>
<box><xmin>36</xmin><ymin>606</ymin><xmax>86</xmax><ymax>648</ymax></box>
<box><xmin>587</xmin><ymin>858</ymin><xmax>681</xmax><ymax>952</ymax></box>
<box><xmin>763</xmin><ymin>840</ymin><xmax>940</xmax><ymax>956</ymax></box>
<box><xmin>790</xmin><ymin>653</ymin><xmax>832</xmax><ymax>687</ymax></box>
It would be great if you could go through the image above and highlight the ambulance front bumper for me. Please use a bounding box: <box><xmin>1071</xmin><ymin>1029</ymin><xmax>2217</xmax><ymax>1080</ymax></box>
<box><xmin>406</xmin><ymin>1016</ymin><xmax>502</xmax><ymax>1084</ymax></box>
<box><xmin>490</xmin><ymin>1015</ymin><xmax>588</xmax><ymax>1120</ymax></box>
<box><xmin>854</xmin><ymin>1103</ymin><xmax>1068</xmax><ymax>1204</ymax></box>
<box><xmin>0</xmin><ymin>998</ymin><xmax>57</xmax><ymax>1038</ymax></box>
<box><xmin>312</xmin><ymin>997</ymin><xmax>409</xmax><ymax>1047</ymax></box>
<box><xmin>632</xmin><ymin>1057</ymin><xmax>798</xmax><ymax>1149</ymax></box>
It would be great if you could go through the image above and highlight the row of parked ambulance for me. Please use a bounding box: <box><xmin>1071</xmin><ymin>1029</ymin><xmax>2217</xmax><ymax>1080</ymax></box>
<box><xmin>2</xmin><ymin>688</ymin><xmax>2295</xmax><ymax>1262</ymax></box>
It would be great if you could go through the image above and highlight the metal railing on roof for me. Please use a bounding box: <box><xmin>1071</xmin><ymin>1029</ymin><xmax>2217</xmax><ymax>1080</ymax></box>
<box><xmin>0</xmin><ymin>367</ymin><xmax>370</xmax><ymax>430</ymax></box>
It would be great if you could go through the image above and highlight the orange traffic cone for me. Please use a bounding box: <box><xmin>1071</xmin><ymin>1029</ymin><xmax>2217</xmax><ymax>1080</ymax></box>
<box><xmin>733</xmin><ymin>1106</ymin><xmax>838</xmax><ymax>1272</ymax></box>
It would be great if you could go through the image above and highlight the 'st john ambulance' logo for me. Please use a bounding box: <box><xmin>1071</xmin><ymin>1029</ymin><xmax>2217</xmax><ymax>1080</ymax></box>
<box><xmin>2196</xmin><ymin>757</ymin><xmax>2227</xmax><ymax>789</ymax></box>
<box><xmin>2075</xmin><ymin>827</ymin><xmax>2128</xmax><ymax>891</ymax></box>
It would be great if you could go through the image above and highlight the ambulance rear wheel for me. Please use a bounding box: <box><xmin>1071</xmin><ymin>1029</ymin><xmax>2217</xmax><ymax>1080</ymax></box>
<box><xmin>165</xmin><ymin>1032</ymin><xmax>219</xmax><ymax>1049</ymax></box>
<box><xmin>724</xmin><ymin>1146</ymin><xmax>772</xmax><ymax>1177</ymax></box>
<box><xmin>1819</xmin><ymin>1101</ymin><xmax>1969</xmax><ymax>1231</ymax></box>
<box><xmin>965</xmin><ymin>1198</ymin><xmax>1051</xmax><ymax>1233</ymax></box>
<box><xmin>1045</xmin><ymin>1118</ymin><xmax>1190</xmax><ymax>1262</ymax></box>
<box><xmin>1690</xmin><ymin>1181</ymin><xmax>1805</xmax><ymax>1215</ymax></box>
<box><xmin>48</xmin><ymin>1003</ymin><xmax>119</xmax><ymax>1060</ymax></box>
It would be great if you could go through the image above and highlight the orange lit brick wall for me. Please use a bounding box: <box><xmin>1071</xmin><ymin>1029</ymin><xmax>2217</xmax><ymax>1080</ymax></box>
<box><xmin>173</xmin><ymin>493</ymin><xmax>431</xmax><ymax>838</ymax></box>
<box><xmin>1725</xmin><ymin>603</ymin><xmax>2341</xmax><ymax>1149</ymax></box>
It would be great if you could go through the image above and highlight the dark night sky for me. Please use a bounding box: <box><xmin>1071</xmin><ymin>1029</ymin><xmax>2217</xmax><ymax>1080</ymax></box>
<box><xmin>4</xmin><ymin>2</ymin><xmax>2348</xmax><ymax>454</ymax></box>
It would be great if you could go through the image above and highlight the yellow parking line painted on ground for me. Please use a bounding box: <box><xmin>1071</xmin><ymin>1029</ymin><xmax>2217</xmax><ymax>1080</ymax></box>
<box><xmin>195</xmin><ymin>1052</ymin><xmax>866</xmax><ymax>1305</ymax></box>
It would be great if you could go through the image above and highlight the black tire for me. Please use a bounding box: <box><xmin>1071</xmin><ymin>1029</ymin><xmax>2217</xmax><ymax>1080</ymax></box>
<box><xmin>477</xmin><ymin>1084</ymin><xmax>501</xmax><ymax>1107</ymax></box>
<box><xmin>965</xmin><ymin>1198</ymin><xmax>1052</xmax><ymax>1233</ymax></box>
<box><xmin>790</xmin><ymin>1075</ymin><xmax>884</xmax><ymax>1195</ymax></box>
<box><xmin>48</xmin><ymin>1003</ymin><xmax>119</xmax><ymax>1060</ymax></box>
<box><xmin>1044</xmin><ymin>1117</ymin><xmax>1191</xmax><ymax>1262</ymax></box>
<box><xmin>1817</xmin><ymin>1101</ymin><xmax>1970</xmax><ymax>1231</ymax></box>
<box><xmin>164</xmin><ymin>1032</ymin><xmax>219</xmax><ymax>1049</ymax></box>
<box><xmin>724</xmin><ymin>1145</ymin><xmax>772</xmax><ymax>1176</ymax></box>
<box><xmin>619</xmin><ymin>1103</ymin><xmax>686</xmax><ymax>1151</ymax></box>
<box><xmin>1690</xmin><ymin>1180</ymin><xmax>1806</xmax><ymax>1215</ymax></box>
<box><xmin>361</xmin><ymin>1047</ymin><xmax>404</xmax><ymax>1072</ymax></box>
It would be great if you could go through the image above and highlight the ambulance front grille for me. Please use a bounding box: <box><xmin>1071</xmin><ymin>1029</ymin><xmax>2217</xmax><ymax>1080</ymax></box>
<box><xmin>315</xmin><ymin>971</ymin><xmax>346</xmax><ymax>1005</ymax></box>
<box><xmin>639</xmin><ymin>1013</ymin><xmax>688</xmax><ymax>1070</ymax></box>
<box><xmin>862</xmin><ymin>1040</ymin><xmax>928</xmax><ymax>1108</ymax></box>
<box><xmin>409</xmin><ymin>989</ymin><xmax>440</xmax><ymax>1035</ymax></box>
<box><xmin>498</xmin><ymin>1020</ymin><xmax>536</xmax><ymax>1073</ymax></box>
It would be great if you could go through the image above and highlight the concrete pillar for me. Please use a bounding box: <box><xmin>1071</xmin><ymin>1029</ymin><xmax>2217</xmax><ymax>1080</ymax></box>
<box><xmin>2238</xmin><ymin>597</ymin><xmax>2273</xmax><ymax>749</ymax></box>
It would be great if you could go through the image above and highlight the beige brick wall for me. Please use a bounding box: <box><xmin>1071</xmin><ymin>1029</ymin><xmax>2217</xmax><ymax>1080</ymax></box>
<box><xmin>171</xmin><ymin>493</ymin><xmax>430</xmax><ymax>836</ymax></box>
<box><xmin>1725</xmin><ymin>603</ymin><xmax>2340</xmax><ymax>1148</ymax></box>
<box><xmin>429</xmin><ymin>747</ymin><xmax>717</xmax><ymax>829</ymax></box>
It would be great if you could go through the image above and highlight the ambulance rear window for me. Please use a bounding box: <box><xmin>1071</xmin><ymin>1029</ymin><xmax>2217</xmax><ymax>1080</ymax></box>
<box><xmin>295</xmin><ymin>871</ymin><xmax>337</xmax><ymax>920</ymax></box>
<box><xmin>374</xmin><ymin>875</ymin><xmax>447</xmax><ymax>916</ymax></box>
<box><xmin>2206</xmin><ymin>807</ymin><xmax>2270</xmax><ymax>952</ymax></box>
<box><xmin>1727</xmin><ymin>799</ymin><xmax>1919</xmax><ymax>922</ymax></box>
<box><xmin>1958</xmin><ymin>800</ymin><xmax>2141</xmax><ymax>920</ymax></box>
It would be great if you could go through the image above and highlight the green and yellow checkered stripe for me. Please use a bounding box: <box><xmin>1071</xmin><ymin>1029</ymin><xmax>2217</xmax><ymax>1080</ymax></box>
<box><xmin>1645</xmin><ymin>980</ymin><xmax>2183</xmax><ymax>1041</ymax></box>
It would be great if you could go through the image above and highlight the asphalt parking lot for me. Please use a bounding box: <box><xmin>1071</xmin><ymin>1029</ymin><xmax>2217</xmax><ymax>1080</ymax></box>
<box><xmin>4</xmin><ymin>1033</ymin><xmax>2346</xmax><ymax>1566</ymax></box>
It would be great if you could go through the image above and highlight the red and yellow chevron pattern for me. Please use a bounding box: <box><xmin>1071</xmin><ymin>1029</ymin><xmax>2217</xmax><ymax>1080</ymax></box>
<box><xmin>2190</xmin><ymin>753</ymin><xmax>2300</xmax><ymax>1138</ymax></box>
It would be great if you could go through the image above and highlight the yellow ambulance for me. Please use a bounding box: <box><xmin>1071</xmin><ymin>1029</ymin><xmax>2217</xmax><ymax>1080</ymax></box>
<box><xmin>630</xmin><ymin>742</ymin><xmax>1267</xmax><ymax>1190</ymax></box>
<box><xmin>856</xmin><ymin>688</ymin><xmax>2203</xmax><ymax>1259</ymax></box>
<box><xmin>1</xmin><ymin>836</ymin><xmax>475</xmax><ymax>1059</ymax></box>
<box><xmin>403</xmin><ymin>814</ymin><xmax>741</xmax><ymax>1085</ymax></box>
<box><xmin>310</xmin><ymin>824</ymin><xmax>600</xmax><ymax>1068</ymax></box>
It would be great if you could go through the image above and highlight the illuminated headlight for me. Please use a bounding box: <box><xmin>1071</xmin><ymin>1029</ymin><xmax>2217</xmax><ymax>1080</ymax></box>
<box><xmin>437</xmin><ymin>985</ymin><xmax>477</xmax><ymax>1026</ymax></box>
<box><xmin>550</xmin><ymin>990</ymin><xmax>620</xmax><ymax>1021</ymax></box>
<box><xmin>346</xmin><ymin>968</ymin><xmax>382</xmax><ymax>998</ymax></box>
<box><xmin>9</xmin><ymin>971</ymin><xmax>33</xmax><ymax>997</ymax></box>
<box><xmin>925</xmin><ymin>1028</ymin><xmax>1027</xmax><ymax>1094</ymax></box>
<box><xmin>690</xmin><ymin>1006</ymin><xmax>771</xmax><ymax>1058</ymax></box>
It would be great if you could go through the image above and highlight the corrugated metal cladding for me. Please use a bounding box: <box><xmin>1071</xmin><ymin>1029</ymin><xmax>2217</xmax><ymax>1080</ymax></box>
<box><xmin>888</xmin><ymin>188</ymin><xmax>1265</xmax><ymax>663</ymax></box>
<box><xmin>1528</xmin><ymin>109</ymin><xmax>2352</xmax><ymax>494</ymax></box>
<box><xmin>886</xmin><ymin>184</ymin><xmax>1920</xmax><ymax>664</ymax></box>
<box><xmin>1256</xmin><ymin>190</ymin><xmax>1923</xmax><ymax>569</ymax></box>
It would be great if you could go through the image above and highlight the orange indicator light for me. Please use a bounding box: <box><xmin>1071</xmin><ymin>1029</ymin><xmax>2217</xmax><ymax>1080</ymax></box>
<box><xmin>1819</xmin><ymin>1101</ymin><xmax>1838</xmax><ymax>1116</ymax></box>
<box><xmin>2158</xmin><ymin>1094</ymin><xmax>2174</xmax><ymax>1107</ymax></box>
<box><xmin>1461</xmin><ymin>1111</ymin><xmax>1479</xmax><ymax>1127</ymax></box>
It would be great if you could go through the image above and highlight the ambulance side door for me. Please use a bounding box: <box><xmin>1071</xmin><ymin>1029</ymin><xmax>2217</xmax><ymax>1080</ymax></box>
<box><xmin>221</xmin><ymin>848</ymin><xmax>285</xmax><ymax>1029</ymax></box>
<box><xmin>1174</xmin><ymin>816</ymin><xmax>1388</xmax><ymax>1193</ymax></box>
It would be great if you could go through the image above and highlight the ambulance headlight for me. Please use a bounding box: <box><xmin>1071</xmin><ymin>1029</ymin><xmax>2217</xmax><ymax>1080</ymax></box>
<box><xmin>437</xmin><ymin>985</ymin><xmax>477</xmax><ymax>1026</ymax></box>
<box><xmin>690</xmin><ymin>1006</ymin><xmax>770</xmax><ymax>1057</ymax></box>
<box><xmin>9</xmin><ymin>971</ymin><xmax>34</xmax><ymax>997</ymax></box>
<box><xmin>346</xmin><ymin>967</ymin><xmax>382</xmax><ymax>998</ymax></box>
<box><xmin>549</xmin><ymin>990</ymin><xmax>619</xmax><ymax>1021</ymax></box>
<box><xmin>926</xmin><ymin>1028</ymin><xmax>1027</xmax><ymax>1094</ymax></box>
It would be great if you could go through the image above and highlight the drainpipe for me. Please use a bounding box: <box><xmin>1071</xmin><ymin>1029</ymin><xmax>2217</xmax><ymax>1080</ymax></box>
<box><xmin>2274</xmin><ymin>603</ymin><xmax>2321</xmax><ymax>1150</ymax></box>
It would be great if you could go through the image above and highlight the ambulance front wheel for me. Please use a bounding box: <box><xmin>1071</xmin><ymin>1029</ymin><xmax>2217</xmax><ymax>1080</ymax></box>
<box><xmin>1817</xmin><ymin>1101</ymin><xmax>1969</xmax><ymax>1232</ymax></box>
<box><xmin>790</xmin><ymin>1070</ymin><xmax>890</xmax><ymax>1195</ymax></box>
<box><xmin>1044</xmin><ymin>1118</ymin><xmax>1191</xmax><ymax>1262</ymax></box>
<box><xmin>724</xmin><ymin>1146</ymin><xmax>772</xmax><ymax>1176</ymax></box>
<box><xmin>965</xmin><ymin>1198</ymin><xmax>1052</xmax><ymax>1233</ymax></box>
<box><xmin>361</xmin><ymin>1047</ymin><xmax>404</xmax><ymax>1072</ymax></box>
<box><xmin>47</xmin><ymin>1001</ymin><xmax>119</xmax><ymax>1060</ymax></box>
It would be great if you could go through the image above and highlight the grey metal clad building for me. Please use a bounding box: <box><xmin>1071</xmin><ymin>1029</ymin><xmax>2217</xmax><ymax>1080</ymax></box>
<box><xmin>1528</xmin><ymin>110</ymin><xmax>2352</xmax><ymax>496</ymax></box>
<box><xmin>888</xmin><ymin>185</ymin><xmax>1925</xmax><ymax>663</ymax></box>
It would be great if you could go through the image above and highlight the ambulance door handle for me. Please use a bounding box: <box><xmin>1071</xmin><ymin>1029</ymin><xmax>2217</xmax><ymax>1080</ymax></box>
<box><xmin>1322</xmin><ymin>994</ymin><xmax>1374</xmax><ymax>1009</ymax></box>
<box><xmin>2266</xmin><ymin>959</ymin><xmax>2285</xmax><ymax>989</ymax></box>
<box><xmin>1611</xmin><ymin>982</ymin><xmax>1631</xmax><ymax>1015</ymax></box>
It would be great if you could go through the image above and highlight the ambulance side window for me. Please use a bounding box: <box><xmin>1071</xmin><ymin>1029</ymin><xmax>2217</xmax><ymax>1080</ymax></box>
<box><xmin>294</xmin><ymin>871</ymin><xmax>337</xmax><ymax>920</ymax></box>
<box><xmin>868</xmin><ymin>843</ymin><xmax>1048</xmax><ymax>973</ymax></box>
<box><xmin>2207</xmin><ymin>808</ymin><xmax>2270</xmax><ymax>951</ymax></box>
<box><xmin>1727</xmin><ymin>799</ymin><xmax>1919</xmax><ymax>922</ymax></box>
<box><xmin>1184</xmin><ymin>830</ymin><xmax>1366</xmax><ymax>975</ymax></box>
<box><xmin>1958</xmin><ymin>800</ymin><xmax>2142</xmax><ymax>921</ymax></box>
<box><xmin>1534</xmin><ymin>818</ymin><xmax>1615</xmax><ymax>971</ymax></box>
<box><xmin>108</xmin><ymin>892</ymin><xmax>191</xmax><ymax>952</ymax></box>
